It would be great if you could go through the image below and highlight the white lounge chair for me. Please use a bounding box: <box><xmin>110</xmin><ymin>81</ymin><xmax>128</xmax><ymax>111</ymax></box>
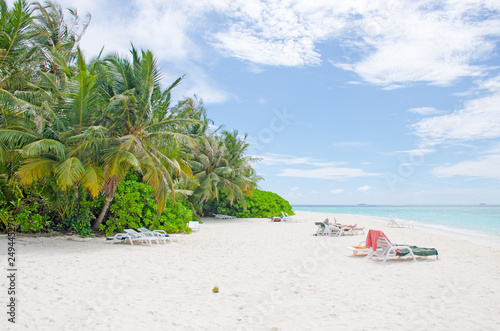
<box><xmin>346</xmin><ymin>241</ymin><xmax>372</xmax><ymax>256</ymax></box>
<box><xmin>345</xmin><ymin>223</ymin><xmax>365</xmax><ymax>235</ymax></box>
<box><xmin>214</xmin><ymin>214</ymin><xmax>236</xmax><ymax>219</ymax></box>
<box><xmin>334</xmin><ymin>219</ymin><xmax>365</xmax><ymax>235</ymax></box>
<box><xmin>124</xmin><ymin>229</ymin><xmax>160</xmax><ymax>245</ymax></box>
<box><xmin>314</xmin><ymin>222</ymin><xmax>330</xmax><ymax>235</ymax></box>
<box><xmin>365</xmin><ymin>230</ymin><xmax>438</xmax><ymax>262</ymax></box>
<box><xmin>314</xmin><ymin>222</ymin><xmax>353</xmax><ymax>236</ymax></box>
<box><xmin>281</xmin><ymin>212</ymin><xmax>305</xmax><ymax>222</ymax></box>
<box><xmin>366</xmin><ymin>230</ymin><xmax>414</xmax><ymax>262</ymax></box>
<box><xmin>138</xmin><ymin>227</ymin><xmax>183</xmax><ymax>242</ymax></box>
<box><xmin>335</xmin><ymin>224</ymin><xmax>355</xmax><ymax>236</ymax></box>
<box><xmin>137</xmin><ymin>227</ymin><xmax>172</xmax><ymax>244</ymax></box>
<box><xmin>109</xmin><ymin>232</ymin><xmax>153</xmax><ymax>246</ymax></box>
<box><xmin>188</xmin><ymin>221</ymin><xmax>200</xmax><ymax>232</ymax></box>
<box><xmin>387</xmin><ymin>215</ymin><xmax>413</xmax><ymax>228</ymax></box>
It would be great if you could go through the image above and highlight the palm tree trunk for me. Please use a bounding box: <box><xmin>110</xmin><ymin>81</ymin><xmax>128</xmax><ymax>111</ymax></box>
<box><xmin>93</xmin><ymin>183</ymin><xmax>117</xmax><ymax>231</ymax></box>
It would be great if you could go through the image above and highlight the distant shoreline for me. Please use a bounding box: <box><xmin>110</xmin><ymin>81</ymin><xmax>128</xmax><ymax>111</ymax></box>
<box><xmin>294</xmin><ymin>209</ymin><xmax>500</xmax><ymax>243</ymax></box>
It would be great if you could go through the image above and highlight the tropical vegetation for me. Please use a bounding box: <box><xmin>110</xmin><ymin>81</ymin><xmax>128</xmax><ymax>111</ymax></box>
<box><xmin>0</xmin><ymin>0</ymin><xmax>292</xmax><ymax>236</ymax></box>
<box><xmin>202</xmin><ymin>189</ymin><xmax>295</xmax><ymax>218</ymax></box>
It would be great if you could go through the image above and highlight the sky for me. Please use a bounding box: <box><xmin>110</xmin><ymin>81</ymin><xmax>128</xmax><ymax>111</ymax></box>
<box><xmin>13</xmin><ymin>0</ymin><xmax>500</xmax><ymax>205</ymax></box>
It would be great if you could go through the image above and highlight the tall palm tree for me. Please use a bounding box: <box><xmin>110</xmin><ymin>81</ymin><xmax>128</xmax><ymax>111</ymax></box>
<box><xmin>0</xmin><ymin>0</ymin><xmax>38</xmax><ymax>125</ymax></box>
<box><xmin>91</xmin><ymin>47</ymin><xmax>197</xmax><ymax>230</ymax></box>
<box><xmin>221</xmin><ymin>130</ymin><xmax>262</xmax><ymax>196</ymax></box>
<box><xmin>0</xmin><ymin>1</ymin><xmax>98</xmax><ymax>214</ymax></box>
<box><xmin>0</xmin><ymin>50</ymin><xmax>104</xmax><ymax>204</ymax></box>
<box><xmin>188</xmin><ymin>132</ymin><xmax>261</xmax><ymax>214</ymax></box>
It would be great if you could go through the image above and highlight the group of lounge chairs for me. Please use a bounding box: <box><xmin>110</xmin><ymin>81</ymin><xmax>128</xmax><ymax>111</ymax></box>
<box><xmin>108</xmin><ymin>228</ymin><xmax>185</xmax><ymax>246</ymax></box>
<box><xmin>314</xmin><ymin>215</ymin><xmax>438</xmax><ymax>262</ymax></box>
<box><xmin>213</xmin><ymin>214</ymin><xmax>236</xmax><ymax>219</ymax></box>
<box><xmin>314</xmin><ymin>219</ymin><xmax>365</xmax><ymax>236</ymax></box>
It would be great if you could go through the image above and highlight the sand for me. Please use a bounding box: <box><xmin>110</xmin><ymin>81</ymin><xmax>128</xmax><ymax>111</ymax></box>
<box><xmin>1</xmin><ymin>211</ymin><xmax>500</xmax><ymax>330</ymax></box>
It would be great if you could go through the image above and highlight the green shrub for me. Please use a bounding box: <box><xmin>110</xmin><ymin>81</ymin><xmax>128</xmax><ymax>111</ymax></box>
<box><xmin>102</xmin><ymin>179</ymin><xmax>193</xmax><ymax>236</ymax></box>
<box><xmin>16</xmin><ymin>202</ymin><xmax>51</xmax><ymax>232</ymax></box>
<box><xmin>203</xmin><ymin>189</ymin><xmax>294</xmax><ymax>218</ymax></box>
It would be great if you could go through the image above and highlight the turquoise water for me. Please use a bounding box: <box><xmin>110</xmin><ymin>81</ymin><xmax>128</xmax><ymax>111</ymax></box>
<box><xmin>293</xmin><ymin>205</ymin><xmax>500</xmax><ymax>237</ymax></box>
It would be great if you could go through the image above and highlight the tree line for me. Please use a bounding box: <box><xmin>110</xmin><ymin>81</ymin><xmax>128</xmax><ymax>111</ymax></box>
<box><xmin>0</xmin><ymin>0</ymin><xmax>274</xmax><ymax>235</ymax></box>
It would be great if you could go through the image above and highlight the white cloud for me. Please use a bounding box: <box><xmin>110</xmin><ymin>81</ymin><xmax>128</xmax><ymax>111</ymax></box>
<box><xmin>177</xmin><ymin>68</ymin><xmax>231</xmax><ymax>104</ymax></box>
<box><xmin>209</xmin><ymin>1</ymin><xmax>500</xmax><ymax>86</ymax></box>
<box><xmin>412</xmin><ymin>91</ymin><xmax>500</xmax><ymax>143</ymax></box>
<box><xmin>330</xmin><ymin>188</ymin><xmax>344</xmax><ymax>194</ymax></box>
<box><xmin>41</xmin><ymin>0</ymin><xmax>500</xmax><ymax>88</ymax></box>
<box><xmin>256</xmin><ymin>154</ymin><xmax>315</xmax><ymax>166</ymax></box>
<box><xmin>331</xmin><ymin>1</ymin><xmax>499</xmax><ymax>86</ymax></box>
<box><xmin>257</xmin><ymin>154</ymin><xmax>380</xmax><ymax>180</ymax></box>
<box><xmin>484</xmin><ymin>143</ymin><xmax>500</xmax><ymax>154</ymax></box>
<box><xmin>42</xmin><ymin>0</ymin><xmax>231</xmax><ymax>105</ymax></box>
<box><xmin>432</xmin><ymin>154</ymin><xmax>500</xmax><ymax>180</ymax></box>
<box><xmin>210</xmin><ymin>0</ymin><xmax>324</xmax><ymax>66</ymax></box>
<box><xmin>407</xmin><ymin>107</ymin><xmax>446</xmax><ymax>116</ymax></box>
<box><xmin>255</xmin><ymin>153</ymin><xmax>345</xmax><ymax>167</ymax></box>
<box><xmin>396</xmin><ymin>148</ymin><xmax>436</xmax><ymax>156</ymax></box>
<box><xmin>356</xmin><ymin>185</ymin><xmax>371</xmax><ymax>192</ymax></box>
<box><xmin>212</xmin><ymin>26</ymin><xmax>321</xmax><ymax>66</ymax></box>
<box><xmin>278</xmin><ymin>167</ymin><xmax>380</xmax><ymax>180</ymax></box>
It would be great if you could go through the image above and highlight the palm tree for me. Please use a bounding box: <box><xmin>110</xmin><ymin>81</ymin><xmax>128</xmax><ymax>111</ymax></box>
<box><xmin>0</xmin><ymin>1</ymin><xmax>99</xmax><ymax>217</ymax></box>
<box><xmin>188</xmin><ymin>131</ymin><xmax>261</xmax><ymax>214</ymax></box>
<box><xmin>0</xmin><ymin>50</ymin><xmax>104</xmax><ymax>210</ymax></box>
<box><xmin>31</xmin><ymin>0</ymin><xmax>90</xmax><ymax>67</ymax></box>
<box><xmin>221</xmin><ymin>130</ymin><xmax>262</xmax><ymax>196</ymax></box>
<box><xmin>0</xmin><ymin>0</ymin><xmax>37</xmax><ymax>87</ymax></box>
<box><xmin>91</xmin><ymin>47</ymin><xmax>197</xmax><ymax>230</ymax></box>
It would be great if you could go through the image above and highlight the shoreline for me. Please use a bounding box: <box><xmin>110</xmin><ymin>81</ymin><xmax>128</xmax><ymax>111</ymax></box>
<box><xmin>293</xmin><ymin>206</ymin><xmax>500</xmax><ymax>242</ymax></box>
<box><xmin>295</xmin><ymin>211</ymin><xmax>500</xmax><ymax>247</ymax></box>
<box><xmin>2</xmin><ymin>211</ymin><xmax>500</xmax><ymax>330</ymax></box>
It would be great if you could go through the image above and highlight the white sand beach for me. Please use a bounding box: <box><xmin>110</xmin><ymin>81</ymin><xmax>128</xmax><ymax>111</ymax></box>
<box><xmin>2</xmin><ymin>211</ymin><xmax>500</xmax><ymax>330</ymax></box>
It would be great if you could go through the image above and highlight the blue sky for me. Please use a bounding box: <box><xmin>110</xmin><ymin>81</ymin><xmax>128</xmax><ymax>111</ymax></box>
<box><xmin>18</xmin><ymin>0</ymin><xmax>500</xmax><ymax>205</ymax></box>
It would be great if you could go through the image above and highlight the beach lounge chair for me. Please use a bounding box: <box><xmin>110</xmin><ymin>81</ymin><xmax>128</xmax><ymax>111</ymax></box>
<box><xmin>108</xmin><ymin>231</ymin><xmax>154</xmax><ymax>246</ymax></box>
<box><xmin>314</xmin><ymin>222</ymin><xmax>330</xmax><ymax>235</ymax></box>
<box><xmin>365</xmin><ymin>229</ymin><xmax>438</xmax><ymax>262</ymax></box>
<box><xmin>336</xmin><ymin>221</ymin><xmax>365</xmax><ymax>235</ymax></box>
<box><xmin>346</xmin><ymin>241</ymin><xmax>372</xmax><ymax>256</ymax></box>
<box><xmin>314</xmin><ymin>222</ymin><xmax>353</xmax><ymax>236</ymax></box>
<box><xmin>107</xmin><ymin>233</ymin><xmax>128</xmax><ymax>244</ymax></box>
<box><xmin>137</xmin><ymin>228</ymin><xmax>172</xmax><ymax>244</ymax></box>
<box><xmin>352</xmin><ymin>225</ymin><xmax>365</xmax><ymax>235</ymax></box>
<box><xmin>281</xmin><ymin>212</ymin><xmax>305</xmax><ymax>222</ymax></box>
<box><xmin>188</xmin><ymin>221</ymin><xmax>200</xmax><ymax>232</ymax></box>
<box><xmin>387</xmin><ymin>215</ymin><xmax>413</xmax><ymax>228</ymax></box>
<box><xmin>139</xmin><ymin>227</ymin><xmax>183</xmax><ymax>242</ymax></box>
<box><xmin>124</xmin><ymin>229</ymin><xmax>160</xmax><ymax>245</ymax></box>
<box><xmin>214</xmin><ymin>214</ymin><xmax>236</xmax><ymax>219</ymax></box>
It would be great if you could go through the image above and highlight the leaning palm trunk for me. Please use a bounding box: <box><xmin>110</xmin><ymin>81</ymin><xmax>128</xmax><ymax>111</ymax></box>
<box><xmin>92</xmin><ymin>180</ymin><xmax>117</xmax><ymax>230</ymax></box>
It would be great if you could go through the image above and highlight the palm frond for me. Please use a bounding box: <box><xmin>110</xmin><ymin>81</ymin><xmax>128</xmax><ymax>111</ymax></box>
<box><xmin>81</xmin><ymin>165</ymin><xmax>103</xmax><ymax>197</ymax></box>
<box><xmin>54</xmin><ymin>156</ymin><xmax>84</xmax><ymax>191</ymax></box>
<box><xmin>17</xmin><ymin>158</ymin><xmax>57</xmax><ymax>185</ymax></box>
<box><xmin>104</xmin><ymin>150</ymin><xmax>140</xmax><ymax>179</ymax></box>
<box><xmin>0</xmin><ymin>127</ymin><xmax>39</xmax><ymax>147</ymax></box>
<box><xmin>21</xmin><ymin>138</ymin><xmax>66</xmax><ymax>158</ymax></box>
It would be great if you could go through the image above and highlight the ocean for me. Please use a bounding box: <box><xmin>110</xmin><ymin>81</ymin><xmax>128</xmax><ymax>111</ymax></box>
<box><xmin>292</xmin><ymin>205</ymin><xmax>500</xmax><ymax>238</ymax></box>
